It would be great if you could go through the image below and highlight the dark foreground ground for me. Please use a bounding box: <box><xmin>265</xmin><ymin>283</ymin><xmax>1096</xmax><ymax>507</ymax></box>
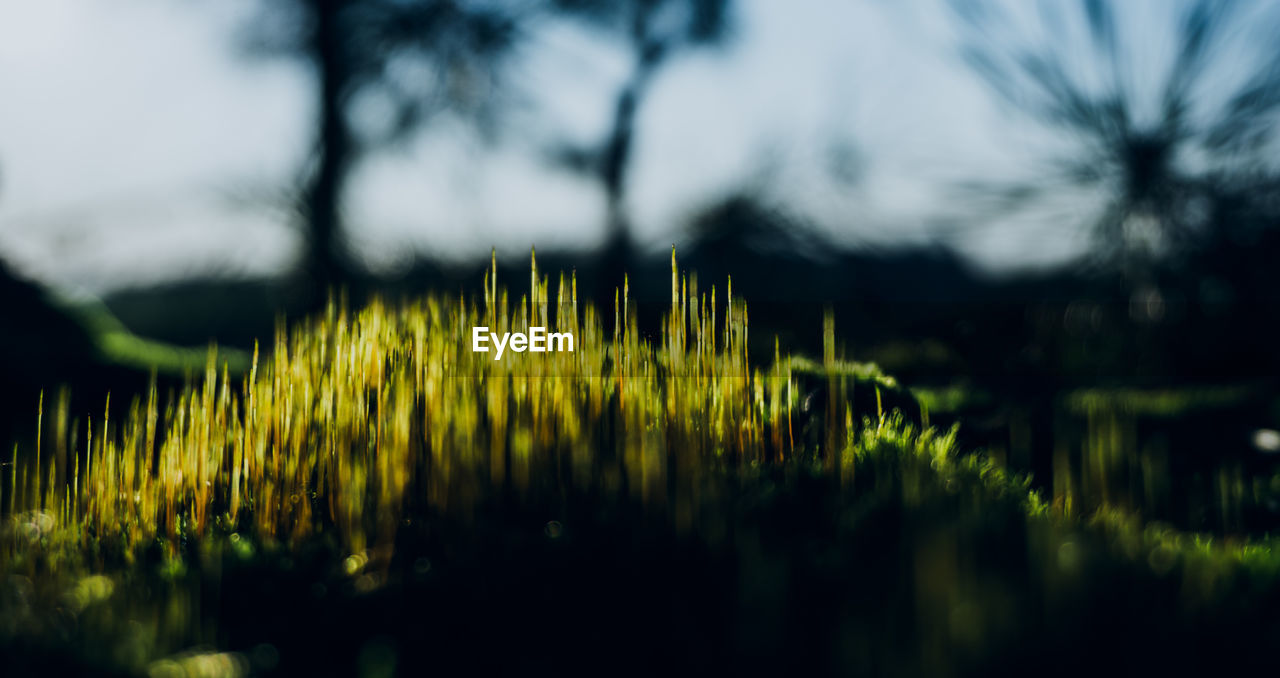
<box><xmin>5</xmin><ymin>434</ymin><xmax>1280</xmax><ymax>678</ymax></box>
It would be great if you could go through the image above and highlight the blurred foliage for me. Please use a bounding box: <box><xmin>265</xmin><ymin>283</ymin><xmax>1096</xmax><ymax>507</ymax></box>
<box><xmin>546</xmin><ymin>0</ymin><xmax>735</xmax><ymax>250</ymax></box>
<box><xmin>240</xmin><ymin>0</ymin><xmax>738</xmax><ymax>286</ymax></box>
<box><xmin>243</xmin><ymin>0</ymin><xmax>524</xmax><ymax>140</ymax></box>
<box><xmin>952</xmin><ymin>0</ymin><xmax>1280</xmax><ymax>271</ymax></box>
<box><xmin>243</xmin><ymin>0</ymin><xmax>530</xmax><ymax>287</ymax></box>
<box><xmin>1064</xmin><ymin>385</ymin><xmax>1257</xmax><ymax>418</ymax></box>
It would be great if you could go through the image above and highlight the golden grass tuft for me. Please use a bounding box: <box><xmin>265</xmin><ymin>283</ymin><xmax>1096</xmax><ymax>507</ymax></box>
<box><xmin>2</xmin><ymin>250</ymin><xmax>803</xmax><ymax>568</ymax></box>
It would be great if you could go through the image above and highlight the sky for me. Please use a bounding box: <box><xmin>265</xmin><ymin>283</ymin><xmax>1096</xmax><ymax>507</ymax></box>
<box><xmin>0</xmin><ymin>0</ymin><xmax>1258</xmax><ymax>295</ymax></box>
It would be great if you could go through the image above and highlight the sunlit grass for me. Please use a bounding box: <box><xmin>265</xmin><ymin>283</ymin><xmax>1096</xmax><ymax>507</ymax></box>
<box><xmin>1</xmin><ymin>249</ymin><xmax>804</xmax><ymax>569</ymax></box>
<box><xmin>2</xmin><ymin>249</ymin><xmax>1279</xmax><ymax>675</ymax></box>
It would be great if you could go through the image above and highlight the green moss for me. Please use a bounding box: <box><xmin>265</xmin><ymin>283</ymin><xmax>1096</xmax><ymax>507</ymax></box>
<box><xmin>1063</xmin><ymin>385</ymin><xmax>1256</xmax><ymax>417</ymax></box>
<box><xmin>3</xmin><ymin>257</ymin><xmax>1280</xmax><ymax>675</ymax></box>
<box><xmin>909</xmin><ymin>384</ymin><xmax>993</xmax><ymax>414</ymax></box>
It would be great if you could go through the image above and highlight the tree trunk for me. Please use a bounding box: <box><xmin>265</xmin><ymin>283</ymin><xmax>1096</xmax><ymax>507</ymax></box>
<box><xmin>303</xmin><ymin>0</ymin><xmax>354</xmax><ymax>292</ymax></box>
<box><xmin>601</xmin><ymin>77</ymin><xmax>641</xmax><ymax>251</ymax></box>
<box><xmin>598</xmin><ymin>35</ymin><xmax>666</xmax><ymax>279</ymax></box>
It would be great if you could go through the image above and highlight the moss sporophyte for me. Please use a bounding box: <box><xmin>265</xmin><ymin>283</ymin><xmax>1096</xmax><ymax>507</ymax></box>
<box><xmin>1</xmin><ymin>247</ymin><xmax>789</xmax><ymax>562</ymax></box>
<box><xmin>4</xmin><ymin>246</ymin><xmax>1274</xmax><ymax>571</ymax></box>
<box><xmin>4</xmin><ymin>246</ymin><xmax>1280</xmax><ymax>675</ymax></box>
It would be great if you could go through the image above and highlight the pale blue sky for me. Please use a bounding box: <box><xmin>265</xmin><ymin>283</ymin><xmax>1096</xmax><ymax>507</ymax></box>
<box><xmin>0</xmin><ymin>0</ymin><xmax>1270</xmax><ymax>294</ymax></box>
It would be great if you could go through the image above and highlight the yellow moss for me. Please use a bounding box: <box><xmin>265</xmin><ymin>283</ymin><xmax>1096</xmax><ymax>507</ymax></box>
<box><xmin>3</xmin><ymin>253</ymin><xmax>795</xmax><ymax>565</ymax></box>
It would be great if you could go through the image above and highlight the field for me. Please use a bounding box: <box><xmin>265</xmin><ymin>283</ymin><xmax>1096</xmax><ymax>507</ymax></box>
<box><xmin>3</xmin><ymin>252</ymin><xmax>1280</xmax><ymax>676</ymax></box>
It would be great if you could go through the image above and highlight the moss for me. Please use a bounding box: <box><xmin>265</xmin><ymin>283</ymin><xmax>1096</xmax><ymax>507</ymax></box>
<box><xmin>1063</xmin><ymin>385</ymin><xmax>1256</xmax><ymax>417</ymax></box>
<box><xmin>3</xmin><ymin>254</ymin><xmax>1280</xmax><ymax>675</ymax></box>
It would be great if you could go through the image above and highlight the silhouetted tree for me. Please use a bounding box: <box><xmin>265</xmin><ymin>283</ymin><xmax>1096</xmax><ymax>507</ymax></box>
<box><xmin>952</xmin><ymin>0</ymin><xmax>1280</xmax><ymax>274</ymax></box>
<box><xmin>244</xmin><ymin>0</ymin><xmax>526</xmax><ymax>288</ymax></box>
<box><xmin>549</xmin><ymin>0</ymin><xmax>734</xmax><ymax>257</ymax></box>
